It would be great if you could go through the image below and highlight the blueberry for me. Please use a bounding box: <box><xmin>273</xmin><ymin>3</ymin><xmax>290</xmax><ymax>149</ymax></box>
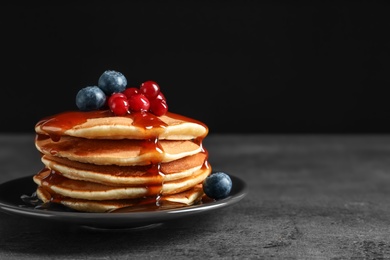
<box><xmin>203</xmin><ymin>172</ymin><xmax>232</xmax><ymax>200</ymax></box>
<box><xmin>98</xmin><ymin>70</ymin><xmax>127</xmax><ymax>95</ymax></box>
<box><xmin>75</xmin><ymin>86</ymin><xmax>106</xmax><ymax>111</ymax></box>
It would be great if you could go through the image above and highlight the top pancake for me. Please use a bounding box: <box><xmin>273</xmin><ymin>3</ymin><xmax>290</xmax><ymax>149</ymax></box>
<box><xmin>35</xmin><ymin>110</ymin><xmax>208</xmax><ymax>140</ymax></box>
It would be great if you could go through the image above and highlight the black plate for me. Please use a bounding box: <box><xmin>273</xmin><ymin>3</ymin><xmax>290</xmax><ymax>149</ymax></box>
<box><xmin>0</xmin><ymin>175</ymin><xmax>247</xmax><ymax>229</ymax></box>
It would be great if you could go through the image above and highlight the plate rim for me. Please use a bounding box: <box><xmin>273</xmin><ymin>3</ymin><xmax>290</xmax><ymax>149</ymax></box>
<box><xmin>0</xmin><ymin>174</ymin><xmax>247</xmax><ymax>228</ymax></box>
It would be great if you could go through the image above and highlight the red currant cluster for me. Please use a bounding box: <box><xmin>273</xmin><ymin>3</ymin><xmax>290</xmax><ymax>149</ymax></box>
<box><xmin>108</xmin><ymin>81</ymin><xmax>168</xmax><ymax>116</ymax></box>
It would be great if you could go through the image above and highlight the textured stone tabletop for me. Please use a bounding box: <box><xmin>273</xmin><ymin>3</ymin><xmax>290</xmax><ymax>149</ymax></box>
<box><xmin>1</xmin><ymin>134</ymin><xmax>390</xmax><ymax>259</ymax></box>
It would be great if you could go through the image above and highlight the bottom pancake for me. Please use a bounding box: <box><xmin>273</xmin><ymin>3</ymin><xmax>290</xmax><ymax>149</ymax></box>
<box><xmin>33</xmin><ymin>163</ymin><xmax>211</xmax><ymax>212</ymax></box>
<box><xmin>36</xmin><ymin>184</ymin><xmax>205</xmax><ymax>213</ymax></box>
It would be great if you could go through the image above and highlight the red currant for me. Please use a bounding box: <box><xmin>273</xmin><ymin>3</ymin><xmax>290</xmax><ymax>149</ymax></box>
<box><xmin>150</xmin><ymin>98</ymin><xmax>168</xmax><ymax>116</ymax></box>
<box><xmin>140</xmin><ymin>81</ymin><xmax>160</xmax><ymax>100</ymax></box>
<box><xmin>109</xmin><ymin>97</ymin><xmax>129</xmax><ymax>116</ymax></box>
<box><xmin>128</xmin><ymin>93</ymin><xmax>150</xmax><ymax>112</ymax></box>
<box><xmin>123</xmin><ymin>87</ymin><xmax>139</xmax><ymax>99</ymax></box>
<box><xmin>108</xmin><ymin>92</ymin><xmax>127</xmax><ymax>107</ymax></box>
<box><xmin>154</xmin><ymin>92</ymin><xmax>166</xmax><ymax>101</ymax></box>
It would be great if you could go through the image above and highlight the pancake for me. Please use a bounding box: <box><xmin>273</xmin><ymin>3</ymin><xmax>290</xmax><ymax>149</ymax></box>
<box><xmin>36</xmin><ymin>135</ymin><xmax>202</xmax><ymax>166</ymax></box>
<box><xmin>41</xmin><ymin>153</ymin><xmax>207</xmax><ymax>185</ymax></box>
<box><xmin>33</xmin><ymin>167</ymin><xmax>211</xmax><ymax>200</ymax></box>
<box><xmin>35</xmin><ymin>110</ymin><xmax>208</xmax><ymax>140</ymax></box>
<box><xmin>36</xmin><ymin>184</ymin><xmax>205</xmax><ymax>213</ymax></box>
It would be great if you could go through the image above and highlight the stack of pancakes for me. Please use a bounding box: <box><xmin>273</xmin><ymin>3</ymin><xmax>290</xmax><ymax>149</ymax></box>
<box><xmin>33</xmin><ymin>110</ymin><xmax>211</xmax><ymax>212</ymax></box>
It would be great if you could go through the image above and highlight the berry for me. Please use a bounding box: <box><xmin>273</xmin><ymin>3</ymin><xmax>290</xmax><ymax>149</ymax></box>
<box><xmin>140</xmin><ymin>80</ymin><xmax>160</xmax><ymax>100</ymax></box>
<box><xmin>108</xmin><ymin>92</ymin><xmax>127</xmax><ymax>107</ymax></box>
<box><xmin>75</xmin><ymin>86</ymin><xmax>106</xmax><ymax>111</ymax></box>
<box><xmin>109</xmin><ymin>97</ymin><xmax>129</xmax><ymax>116</ymax></box>
<box><xmin>123</xmin><ymin>87</ymin><xmax>139</xmax><ymax>99</ymax></box>
<box><xmin>154</xmin><ymin>92</ymin><xmax>166</xmax><ymax>101</ymax></box>
<box><xmin>150</xmin><ymin>99</ymin><xmax>168</xmax><ymax>116</ymax></box>
<box><xmin>98</xmin><ymin>70</ymin><xmax>127</xmax><ymax>95</ymax></box>
<box><xmin>128</xmin><ymin>93</ymin><xmax>150</xmax><ymax>112</ymax></box>
<box><xmin>75</xmin><ymin>72</ymin><xmax>169</xmax><ymax>116</ymax></box>
<box><xmin>203</xmin><ymin>172</ymin><xmax>232</xmax><ymax>200</ymax></box>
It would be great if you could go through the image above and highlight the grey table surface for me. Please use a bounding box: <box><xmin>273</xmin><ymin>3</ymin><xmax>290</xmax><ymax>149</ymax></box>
<box><xmin>1</xmin><ymin>133</ymin><xmax>390</xmax><ymax>259</ymax></box>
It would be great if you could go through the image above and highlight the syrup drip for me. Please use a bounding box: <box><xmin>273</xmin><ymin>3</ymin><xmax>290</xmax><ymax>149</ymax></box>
<box><xmin>131</xmin><ymin>112</ymin><xmax>167</xmax><ymax>130</ymax></box>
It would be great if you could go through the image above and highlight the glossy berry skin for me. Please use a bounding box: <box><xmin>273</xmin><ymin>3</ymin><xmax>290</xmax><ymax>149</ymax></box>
<box><xmin>150</xmin><ymin>99</ymin><xmax>168</xmax><ymax>116</ymax></box>
<box><xmin>203</xmin><ymin>172</ymin><xmax>232</xmax><ymax>200</ymax></box>
<box><xmin>140</xmin><ymin>81</ymin><xmax>160</xmax><ymax>100</ymax></box>
<box><xmin>98</xmin><ymin>70</ymin><xmax>127</xmax><ymax>95</ymax></box>
<box><xmin>128</xmin><ymin>93</ymin><xmax>150</xmax><ymax>112</ymax></box>
<box><xmin>109</xmin><ymin>97</ymin><xmax>129</xmax><ymax>116</ymax></box>
<box><xmin>108</xmin><ymin>92</ymin><xmax>127</xmax><ymax>107</ymax></box>
<box><xmin>76</xmin><ymin>86</ymin><xmax>106</xmax><ymax>111</ymax></box>
<box><xmin>154</xmin><ymin>92</ymin><xmax>166</xmax><ymax>101</ymax></box>
<box><xmin>123</xmin><ymin>87</ymin><xmax>139</xmax><ymax>99</ymax></box>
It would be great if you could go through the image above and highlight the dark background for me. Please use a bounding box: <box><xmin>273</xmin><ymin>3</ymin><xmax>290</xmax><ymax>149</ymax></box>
<box><xmin>2</xmin><ymin>0</ymin><xmax>390</xmax><ymax>134</ymax></box>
